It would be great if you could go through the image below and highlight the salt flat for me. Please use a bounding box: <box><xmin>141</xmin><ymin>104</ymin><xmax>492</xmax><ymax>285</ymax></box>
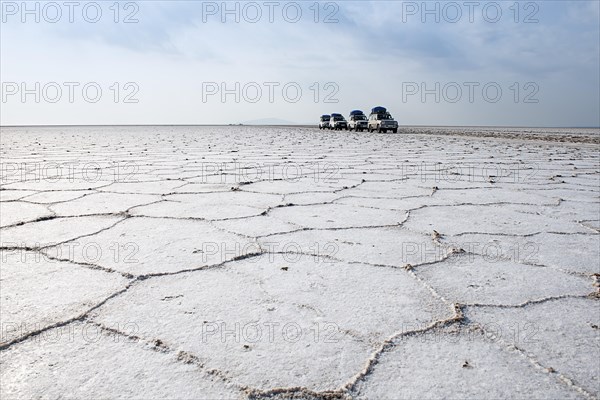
<box><xmin>1</xmin><ymin>126</ymin><xmax>599</xmax><ymax>399</ymax></box>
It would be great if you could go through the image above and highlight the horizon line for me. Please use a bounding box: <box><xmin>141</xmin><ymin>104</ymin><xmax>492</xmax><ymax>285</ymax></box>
<box><xmin>2</xmin><ymin>124</ymin><xmax>599</xmax><ymax>129</ymax></box>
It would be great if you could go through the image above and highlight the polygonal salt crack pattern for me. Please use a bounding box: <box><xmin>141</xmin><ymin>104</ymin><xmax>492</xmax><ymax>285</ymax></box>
<box><xmin>413</xmin><ymin>253</ymin><xmax>592</xmax><ymax>305</ymax></box>
<box><xmin>439</xmin><ymin>232</ymin><xmax>600</xmax><ymax>275</ymax></box>
<box><xmin>90</xmin><ymin>254</ymin><xmax>453</xmax><ymax>391</ymax></box>
<box><xmin>351</xmin><ymin>326</ymin><xmax>583</xmax><ymax>400</ymax></box>
<box><xmin>268</xmin><ymin>203</ymin><xmax>407</xmax><ymax>230</ymax></box>
<box><xmin>465</xmin><ymin>298</ymin><xmax>600</xmax><ymax>397</ymax></box>
<box><xmin>0</xmin><ymin>251</ymin><xmax>129</xmax><ymax>347</ymax></box>
<box><xmin>260</xmin><ymin>226</ymin><xmax>447</xmax><ymax>267</ymax></box>
<box><xmin>1</xmin><ymin>215</ymin><xmax>125</xmax><ymax>249</ymax></box>
<box><xmin>1</xmin><ymin>126</ymin><xmax>599</xmax><ymax>399</ymax></box>
<box><xmin>49</xmin><ymin>192</ymin><xmax>161</xmax><ymax>217</ymax></box>
<box><xmin>0</xmin><ymin>201</ymin><xmax>53</xmax><ymax>228</ymax></box>
<box><xmin>403</xmin><ymin>203</ymin><xmax>590</xmax><ymax>236</ymax></box>
<box><xmin>0</xmin><ymin>322</ymin><xmax>242</xmax><ymax>399</ymax></box>
<box><xmin>52</xmin><ymin>217</ymin><xmax>260</xmax><ymax>276</ymax></box>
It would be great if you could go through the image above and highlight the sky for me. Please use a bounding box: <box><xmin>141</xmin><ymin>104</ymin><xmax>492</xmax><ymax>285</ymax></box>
<box><xmin>1</xmin><ymin>0</ymin><xmax>599</xmax><ymax>126</ymax></box>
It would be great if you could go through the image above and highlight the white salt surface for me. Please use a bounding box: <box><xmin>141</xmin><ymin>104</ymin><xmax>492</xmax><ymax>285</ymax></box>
<box><xmin>1</xmin><ymin>126</ymin><xmax>598</xmax><ymax>399</ymax></box>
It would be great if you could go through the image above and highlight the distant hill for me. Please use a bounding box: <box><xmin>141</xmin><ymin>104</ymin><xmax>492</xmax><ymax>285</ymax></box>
<box><xmin>241</xmin><ymin>118</ymin><xmax>299</xmax><ymax>125</ymax></box>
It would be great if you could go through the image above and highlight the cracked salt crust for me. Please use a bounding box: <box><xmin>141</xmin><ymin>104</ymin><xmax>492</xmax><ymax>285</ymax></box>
<box><xmin>352</xmin><ymin>327</ymin><xmax>582</xmax><ymax>399</ymax></box>
<box><xmin>261</xmin><ymin>226</ymin><xmax>447</xmax><ymax>267</ymax></box>
<box><xmin>0</xmin><ymin>252</ymin><xmax>128</xmax><ymax>346</ymax></box>
<box><xmin>19</xmin><ymin>190</ymin><xmax>91</xmax><ymax>204</ymax></box>
<box><xmin>1</xmin><ymin>126</ymin><xmax>598</xmax><ymax>399</ymax></box>
<box><xmin>53</xmin><ymin>217</ymin><xmax>258</xmax><ymax>275</ymax></box>
<box><xmin>90</xmin><ymin>254</ymin><xmax>453</xmax><ymax>391</ymax></box>
<box><xmin>414</xmin><ymin>253</ymin><xmax>592</xmax><ymax>305</ymax></box>
<box><xmin>240</xmin><ymin>179</ymin><xmax>361</xmax><ymax>195</ymax></box>
<box><xmin>0</xmin><ymin>190</ymin><xmax>38</xmax><ymax>202</ymax></box>
<box><xmin>466</xmin><ymin>298</ymin><xmax>600</xmax><ymax>397</ymax></box>
<box><xmin>130</xmin><ymin>200</ymin><xmax>268</xmax><ymax>220</ymax></box>
<box><xmin>49</xmin><ymin>192</ymin><xmax>161</xmax><ymax>217</ymax></box>
<box><xmin>441</xmin><ymin>232</ymin><xmax>600</xmax><ymax>275</ymax></box>
<box><xmin>0</xmin><ymin>322</ymin><xmax>242</xmax><ymax>399</ymax></box>
<box><xmin>404</xmin><ymin>203</ymin><xmax>590</xmax><ymax>236</ymax></box>
<box><xmin>2</xmin><ymin>178</ymin><xmax>114</xmax><ymax>191</ymax></box>
<box><xmin>268</xmin><ymin>203</ymin><xmax>407</xmax><ymax>230</ymax></box>
<box><xmin>0</xmin><ymin>201</ymin><xmax>53</xmax><ymax>227</ymax></box>
<box><xmin>213</xmin><ymin>215</ymin><xmax>301</xmax><ymax>238</ymax></box>
<box><xmin>1</xmin><ymin>215</ymin><xmax>124</xmax><ymax>248</ymax></box>
<box><xmin>98</xmin><ymin>180</ymin><xmax>187</xmax><ymax>195</ymax></box>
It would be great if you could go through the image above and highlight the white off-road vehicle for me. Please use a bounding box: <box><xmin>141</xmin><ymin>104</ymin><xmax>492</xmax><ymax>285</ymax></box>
<box><xmin>368</xmin><ymin>106</ymin><xmax>398</xmax><ymax>133</ymax></box>
<box><xmin>348</xmin><ymin>110</ymin><xmax>368</xmax><ymax>132</ymax></box>
<box><xmin>319</xmin><ymin>115</ymin><xmax>331</xmax><ymax>129</ymax></box>
<box><xmin>329</xmin><ymin>113</ymin><xmax>348</xmax><ymax>130</ymax></box>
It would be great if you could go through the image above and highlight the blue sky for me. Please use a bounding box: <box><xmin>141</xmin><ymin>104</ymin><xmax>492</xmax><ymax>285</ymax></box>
<box><xmin>1</xmin><ymin>0</ymin><xmax>599</xmax><ymax>126</ymax></box>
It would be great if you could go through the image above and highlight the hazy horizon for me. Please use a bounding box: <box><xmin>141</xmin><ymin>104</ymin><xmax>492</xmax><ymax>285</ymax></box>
<box><xmin>2</xmin><ymin>124</ymin><xmax>600</xmax><ymax>129</ymax></box>
<box><xmin>2</xmin><ymin>1</ymin><xmax>599</xmax><ymax>127</ymax></box>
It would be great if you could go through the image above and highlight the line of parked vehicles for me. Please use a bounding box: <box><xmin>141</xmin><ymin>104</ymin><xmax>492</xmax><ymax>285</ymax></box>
<box><xmin>318</xmin><ymin>106</ymin><xmax>399</xmax><ymax>133</ymax></box>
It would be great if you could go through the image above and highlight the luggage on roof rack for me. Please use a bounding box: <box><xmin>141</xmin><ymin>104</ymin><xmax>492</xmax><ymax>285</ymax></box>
<box><xmin>371</xmin><ymin>106</ymin><xmax>387</xmax><ymax>114</ymax></box>
<box><xmin>350</xmin><ymin>110</ymin><xmax>365</xmax><ymax>116</ymax></box>
<box><xmin>331</xmin><ymin>113</ymin><xmax>343</xmax><ymax>117</ymax></box>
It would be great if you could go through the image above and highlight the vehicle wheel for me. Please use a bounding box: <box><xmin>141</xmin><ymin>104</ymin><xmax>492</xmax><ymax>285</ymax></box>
<box><xmin>378</xmin><ymin>127</ymin><xmax>383</xmax><ymax>133</ymax></box>
<box><xmin>393</xmin><ymin>129</ymin><xmax>398</xmax><ymax>133</ymax></box>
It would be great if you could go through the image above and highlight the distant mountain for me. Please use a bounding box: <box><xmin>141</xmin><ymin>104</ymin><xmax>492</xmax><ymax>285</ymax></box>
<box><xmin>241</xmin><ymin>118</ymin><xmax>299</xmax><ymax>125</ymax></box>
